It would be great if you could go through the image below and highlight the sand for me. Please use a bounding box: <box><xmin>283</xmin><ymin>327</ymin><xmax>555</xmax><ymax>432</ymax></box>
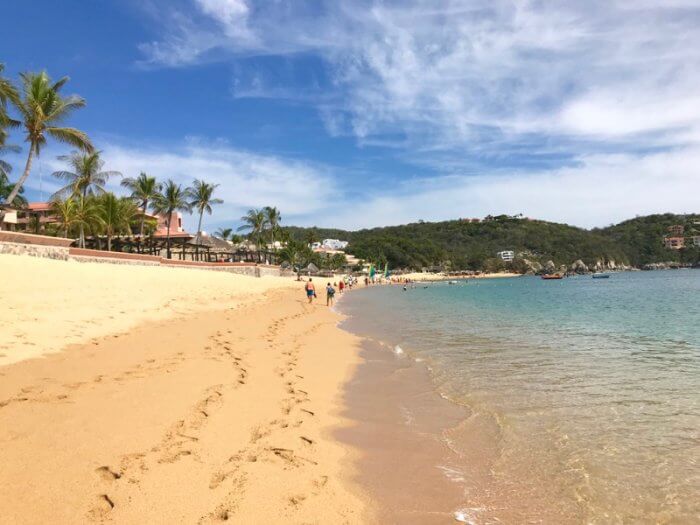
<box><xmin>397</xmin><ymin>271</ymin><xmax>520</xmax><ymax>282</ymax></box>
<box><xmin>0</xmin><ymin>254</ymin><xmax>373</xmax><ymax>523</ymax></box>
<box><xmin>0</xmin><ymin>255</ymin><xmax>296</xmax><ymax>367</ymax></box>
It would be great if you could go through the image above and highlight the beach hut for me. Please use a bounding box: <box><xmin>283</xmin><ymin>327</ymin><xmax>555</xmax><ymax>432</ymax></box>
<box><xmin>303</xmin><ymin>262</ymin><xmax>320</xmax><ymax>275</ymax></box>
<box><xmin>188</xmin><ymin>233</ymin><xmax>232</xmax><ymax>262</ymax></box>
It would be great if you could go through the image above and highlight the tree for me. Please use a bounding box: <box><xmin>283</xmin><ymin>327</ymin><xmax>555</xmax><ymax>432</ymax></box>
<box><xmin>151</xmin><ymin>180</ymin><xmax>192</xmax><ymax>259</ymax></box>
<box><xmin>98</xmin><ymin>193</ymin><xmax>137</xmax><ymax>251</ymax></box>
<box><xmin>238</xmin><ymin>208</ymin><xmax>266</xmax><ymax>249</ymax></box>
<box><xmin>304</xmin><ymin>228</ymin><xmax>319</xmax><ymax>247</ymax></box>
<box><xmin>214</xmin><ymin>227</ymin><xmax>233</xmax><ymax>240</ymax></box>
<box><xmin>50</xmin><ymin>197</ymin><xmax>78</xmax><ymax>238</ymax></box>
<box><xmin>73</xmin><ymin>195</ymin><xmax>103</xmax><ymax>248</ymax></box>
<box><xmin>263</xmin><ymin>206</ymin><xmax>282</xmax><ymax>246</ymax></box>
<box><xmin>0</xmin><ymin>173</ymin><xmax>27</xmax><ymax>208</ymax></box>
<box><xmin>190</xmin><ymin>180</ymin><xmax>223</xmax><ymax>234</ymax></box>
<box><xmin>52</xmin><ymin>150</ymin><xmax>121</xmax><ymax>199</ymax></box>
<box><xmin>121</xmin><ymin>172</ymin><xmax>160</xmax><ymax>237</ymax></box>
<box><xmin>278</xmin><ymin>240</ymin><xmax>307</xmax><ymax>279</ymax></box>
<box><xmin>3</xmin><ymin>71</ymin><xmax>93</xmax><ymax>212</ymax></box>
<box><xmin>326</xmin><ymin>252</ymin><xmax>348</xmax><ymax>271</ymax></box>
<box><xmin>0</xmin><ymin>63</ymin><xmax>19</xmax><ymax>140</ymax></box>
<box><xmin>189</xmin><ymin>179</ymin><xmax>222</xmax><ymax>258</ymax></box>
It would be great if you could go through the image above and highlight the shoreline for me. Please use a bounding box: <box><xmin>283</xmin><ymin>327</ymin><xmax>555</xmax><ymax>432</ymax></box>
<box><xmin>0</xmin><ymin>254</ymin><xmax>375</xmax><ymax>522</ymax></box>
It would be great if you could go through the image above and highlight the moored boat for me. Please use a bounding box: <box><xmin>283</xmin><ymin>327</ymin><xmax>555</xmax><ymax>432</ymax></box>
<box><xmin>541</xmin><ymin>273</ymin><xmax>564</xmax><ymax>280</ymax></box>
<box><xmin>592</xmin><ymin>273</ymin><xmax>611</xmax><ymax>279</ymax></box>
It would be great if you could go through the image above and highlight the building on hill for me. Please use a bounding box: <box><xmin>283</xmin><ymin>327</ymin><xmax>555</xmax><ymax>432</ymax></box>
<box><xmin>311</xmin><ymin>239</ymin><xmax>349</xmax><ymax>250</ymax></box>
<box><xmin>497</xmin><ymin>250</ymin><xmax>515</xmax><ymax>262</ymax></box>
<box><xmin>663</xmin><ymin>236</ymin><xmax>685</xmax><ymax>250</ymax></box>
<box><xmin>692</xmin><ymin>235</ymin><xmax>700</xmax><ymax>247</ymax></box>
<box><xmin>667</xmin><ymin>224</ymin><xmax>684</xmax><ymax>235</ymax></box>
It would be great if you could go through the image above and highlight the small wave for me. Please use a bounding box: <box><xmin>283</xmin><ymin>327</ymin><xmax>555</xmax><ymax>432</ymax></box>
<box><xmin>394</xmin><ymin>345</ymin><xmax>404</xmax><ymax>356</ymax></box>
<box><xmin>437</xmin><ymin>464</ymin><xmax>466</xmax><ymax>483</ymax></box>
<box><xmin>454</xmin><ymin>507</ymin><xmax>485</xmax><ymax>524</ymax></box>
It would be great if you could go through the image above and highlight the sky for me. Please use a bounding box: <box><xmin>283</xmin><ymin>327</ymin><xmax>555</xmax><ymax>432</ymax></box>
<box><xmin>2</xmin><ymin>0</ymin><xmax>700</xmax><ymax>232</ymax></box>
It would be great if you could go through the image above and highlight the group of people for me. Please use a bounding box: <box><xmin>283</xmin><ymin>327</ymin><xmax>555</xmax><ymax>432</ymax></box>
<box><xmin>304</xmin><ymin>275</ymin><xmax>358</xmax><ymax>306</ymax></box>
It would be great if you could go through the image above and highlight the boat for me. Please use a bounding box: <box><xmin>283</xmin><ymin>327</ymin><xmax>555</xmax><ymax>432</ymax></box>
<box><xmin>541</xmin><ymin>273</ymin><xmax>564</xmax><ymax>280</ymax></box>
<box><xmin>592</xmin><ymin>273</ymin><xmax>611</xmax><ymax>279</ymax></box>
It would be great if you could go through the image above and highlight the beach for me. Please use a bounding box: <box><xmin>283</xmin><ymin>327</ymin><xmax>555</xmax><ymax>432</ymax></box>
<box><xmin>0</xmin><ymin>254</ymin><xmax>372</xmax><ymax>523</ymax></box>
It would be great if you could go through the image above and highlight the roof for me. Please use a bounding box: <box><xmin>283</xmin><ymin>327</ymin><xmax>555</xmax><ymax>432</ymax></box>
<box><xmin>152</xmin><ymin>232</ymin><xmax>193</xmax><ymax>240</ymax></box>
<box><xmin>27</xmin><ymin>202</ymin><xmax>51</xmax><ymax>212</ymax></box>
<box><xmin>188</xmin><ymin>233</ymin><xmax>232</xmax><ymax>250</ymax></box>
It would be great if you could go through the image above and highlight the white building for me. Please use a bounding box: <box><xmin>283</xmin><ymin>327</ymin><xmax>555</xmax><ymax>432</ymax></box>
<box><xmin>314</xmin><ymin>239</ymin><xmax>348</xmax><ymax>250</ymax></box>
<box><xmin>497</xmin><ymin>250</ymin><xmax>515</xmax><ymax>262</ymax></box>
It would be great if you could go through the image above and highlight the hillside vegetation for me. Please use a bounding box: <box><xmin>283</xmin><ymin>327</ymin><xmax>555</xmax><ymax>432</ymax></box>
<box><xmin>285</xmin><ymin>213</ymin><xmax>699</xmax><ymax>271</ymax></box>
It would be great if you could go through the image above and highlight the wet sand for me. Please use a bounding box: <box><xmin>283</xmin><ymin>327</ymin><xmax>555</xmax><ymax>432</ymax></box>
<box><xmin>336</xmin><ymin>338</ymin><xmax>470</xmax><ymax>523</ymax></box>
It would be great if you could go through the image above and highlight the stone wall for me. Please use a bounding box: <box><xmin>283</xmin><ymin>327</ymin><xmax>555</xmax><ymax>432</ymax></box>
<box><xmin>1</xmin><ymin>239</ymin><xmax>283</xmax><ymax>277</ymax></box>
<box><xmin>0</xmin><ymin>241</ymin><xmax>69</xmax><ymax>260</ymax></box>
<box><xmin>0</xmin><ymin>231</ymin><xmax>73</xmax><ymax>247</ymax></box>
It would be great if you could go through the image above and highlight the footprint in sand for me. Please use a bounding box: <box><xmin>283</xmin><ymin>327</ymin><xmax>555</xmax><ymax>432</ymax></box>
<box><xmin>95</xmin><ymin>466</ymin><xmax>121</xmax><ymax>481</ymax></box>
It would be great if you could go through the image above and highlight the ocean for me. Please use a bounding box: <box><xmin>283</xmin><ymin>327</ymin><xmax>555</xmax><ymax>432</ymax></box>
<box><xmin>338</xmin><ymin>270</ymin><xmax>700</xmax><ymax>523</ymax></box>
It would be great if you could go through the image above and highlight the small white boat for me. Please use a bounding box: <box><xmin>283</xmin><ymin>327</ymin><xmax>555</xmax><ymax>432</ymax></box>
<box><xmin>592</xmin><ymin>273</ymin><xmax>610</xmax><ymax>279</ymax></box>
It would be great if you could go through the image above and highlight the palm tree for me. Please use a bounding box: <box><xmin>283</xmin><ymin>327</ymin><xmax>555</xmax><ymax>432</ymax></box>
<box><xmin>278</xmin><ymin>239</ymin><xmax>306</xmax><ymax>279</ymax></box>
<box><xmin>50</xmin><ymin>197</ymin><xmax>78</xmax><ymax>238</ymax></box>
<box><xmin>190</xmin><ymin>180</ymin><xmax>223</xmax><ymax>235</ymax></box>
<box><xmin>214</xmin><ymin>227</ymin><xmax>233</xmax><ymax>240</ymax></box>
<box><xmin>3</xmin><ymin>71</ymin><xmax>93</xmax><ymax>211</ymax></box>
<box><xmin>189</xmin><ymin>179</ymin><xmax>223</xmax><ymax>259</ymax></box>
<box><xmin>73</xmin><ymin>195</ymin><xmax>103</xmax><ymax>248</ymax></box>
<box><xmin>98</xmin><ymin>193</ymin><xmax>137</xmax><ymax>251</ymax></box>
<box><xmin>238</xmin><ymin>208</ymin><xmax>266</xmax><ymax>249</ymax></box>
<box><xmin>52</xmin><ymin>151</ymin><xmax>120</xmax><ymax>199</ymax></box>
<box><xmin>0</xmin><ymin>64</ymin><xmax>19</xmax><ymax>135</ymax></box>
<box><xmin>151</xmin><ymin>180</ymin><xmax>192</xmax><ymax>259</ymax></box>
<box><xmin>304</xmin><ymin>228</ymin><xmax>320</xmax><ymax>247</ymax></box>
<box><xmin>263</xmin><ymin>206</ymin><xmax>282</xmax><ymax>246</ymax></box>
<box><xmin>0</xmin><ymin>173</ymin><xmax>27</xmax><ymax>208</ymax></box>
<box><xmin>121</xmin><ymin>172</ymin><xmax>160</xmax><ymax>237</ymax></box>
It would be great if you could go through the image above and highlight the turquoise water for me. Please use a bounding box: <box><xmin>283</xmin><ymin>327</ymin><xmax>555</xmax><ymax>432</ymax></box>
<box><xmin>340</xmin><ymin>271</ymin><xmax>700</xmax><ymax>523</ymax></box>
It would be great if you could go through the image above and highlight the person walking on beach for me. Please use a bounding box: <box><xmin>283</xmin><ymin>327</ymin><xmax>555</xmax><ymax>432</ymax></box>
<box><xmin>305</xmin><ymin>278</ymin><xmax>316</xmax><ymax>304</ymax></box>
<box><xmin>338</xmin><ymin>280</ymin><xmax>345</xmax><ymax>294</ymax></box>
<box><xmin>326</xmin><ymin>282</ymin><xmax>336</xmax><ymax>306</ymax></box>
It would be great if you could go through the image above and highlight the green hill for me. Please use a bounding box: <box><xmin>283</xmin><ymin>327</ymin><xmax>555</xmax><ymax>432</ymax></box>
<box><xmin>284</xmin><ymin>213</ymin><xmax>699</xmax><ymax>271</ymax></box>
<box><xmin>596</xmin><ymin>213</ymin><xmax>700</xmax><ymax>267</ymax></box>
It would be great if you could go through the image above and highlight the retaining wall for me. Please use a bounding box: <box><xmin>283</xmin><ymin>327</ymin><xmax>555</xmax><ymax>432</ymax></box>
<box><xmin>0</xmin><ymin>241</ymin><xmax>69</xmax><ymax>260</ymax></box>
<box><xmin>0</xmin><ymin>236</ymin><xmax>283</xmax><ymax>277</ymax></box>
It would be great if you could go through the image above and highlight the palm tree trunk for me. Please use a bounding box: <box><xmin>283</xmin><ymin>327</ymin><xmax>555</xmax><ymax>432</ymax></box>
<box><xmin>0</xmin><ymin>142</ymin><xmax>35</xmax><ymax>230</ymax></box>
<box><xmin>140</xmin><ymin>202</ymin><xmax>147</xmax><ymax>237</ymax></box>
<box><xmin>196</xmin><ymin>210</ymin><xmax>204</xmax><ymax>261</ymax></box>
<box><xmin>107</xmin><ymin>233</ymin><xmax>112</xmax><ymax>251</ymax></box>
<box><xmin>5</xmin><ymin>141</ymin><xmax>35</xmax><ymax>207</ymax></box>
<box><xmin>166</xmin><ymin>212</ymin><xmax>172</xmax><ymax>259</ymax></box>
<box><xmin>80</xmin><ymin>224</ymin><xmax>85</xmax><ymax>248</ymax></box>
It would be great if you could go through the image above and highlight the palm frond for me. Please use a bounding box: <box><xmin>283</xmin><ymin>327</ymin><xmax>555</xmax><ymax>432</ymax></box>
<box><xmin>45</xmin><ymin>127</ymin><xmax>93</xmax><ymax>151</ymax></box>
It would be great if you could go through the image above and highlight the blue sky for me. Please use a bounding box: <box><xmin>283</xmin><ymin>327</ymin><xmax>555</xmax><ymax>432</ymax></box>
<box><xmin>2</xmin><ymin>0</ymin><xmax>700</xmax><ymax>232</ymax></box>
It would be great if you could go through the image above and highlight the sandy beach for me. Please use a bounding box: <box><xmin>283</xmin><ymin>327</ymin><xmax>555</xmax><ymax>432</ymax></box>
<box><xmin>0</xmin><ymin>254</ymin><xmax>372</xmax><ymax>523</ymax></box>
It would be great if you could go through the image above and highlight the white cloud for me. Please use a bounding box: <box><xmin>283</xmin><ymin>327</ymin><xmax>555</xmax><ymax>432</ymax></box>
<box><xmin>315</xmin><ymin>146</ymin><xmax>700</xmax><ymax>230</ymax></box>
<box><xmin>17</xmin><ymin>139</ymin><xmax>339</xmax><ymax>232</ymax></box>
<box><xmin>127</xmin><ymin>2</ymin><xmax>700</xmax><ymax>229</ymax></box>
<box><xmin>139</xmin><ymin>1</ymin><xmax>700</xmax><ymax>152</ymax></box>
